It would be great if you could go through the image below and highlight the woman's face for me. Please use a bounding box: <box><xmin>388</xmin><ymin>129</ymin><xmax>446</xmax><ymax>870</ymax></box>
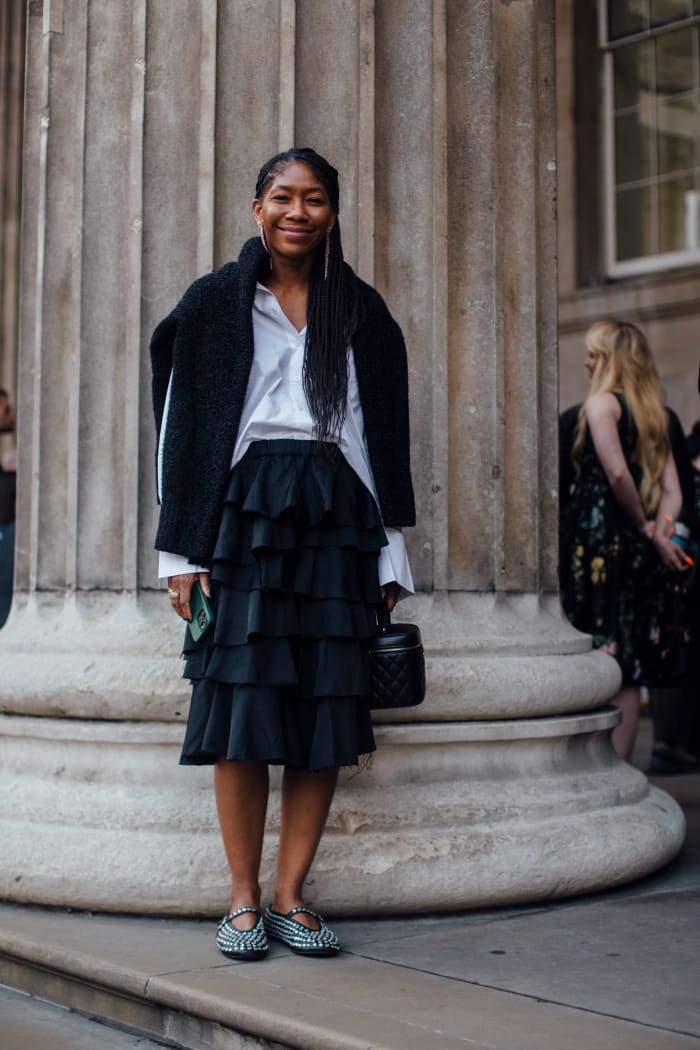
<box><xmin>252</xmin><ymin>162</ymin><xmax>335</xmax><ymax>265</ymax></box>
<box><xmin>584</xmin><ymin>348</ymin><xmax>600</xmax><ymax>382</ymax></box>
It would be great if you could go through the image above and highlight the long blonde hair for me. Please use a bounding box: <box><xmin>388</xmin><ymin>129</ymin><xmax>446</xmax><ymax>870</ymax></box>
<box><xmin>572</xmin><ymin>320</ymin><xmax>669</xmax><ymax>515</ymax></box>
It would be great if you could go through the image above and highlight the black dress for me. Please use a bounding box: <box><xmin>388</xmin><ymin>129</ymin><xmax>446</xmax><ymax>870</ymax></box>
<box><xmin>560</xmin><ymin>394</ymin><xmax>668</xmax><ymax>685</ymax></box>
<box><xmin>179</xmin><ymin>439</ymin><xmax>385</xmax><ymax>771</ymax></box>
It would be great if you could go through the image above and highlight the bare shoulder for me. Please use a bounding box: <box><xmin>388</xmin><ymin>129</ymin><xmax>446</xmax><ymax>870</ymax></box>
<box><xmin>585</xmin><ymin>391</ymin><xmax>621</xmax><ymax>424</ymax></box>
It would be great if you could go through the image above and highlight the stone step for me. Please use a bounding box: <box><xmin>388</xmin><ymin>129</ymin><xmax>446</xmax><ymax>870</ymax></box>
<box><xmin>0</xmin><ymin>902</ymin><xmax>697</xmax><ymax>1050</ymax></box>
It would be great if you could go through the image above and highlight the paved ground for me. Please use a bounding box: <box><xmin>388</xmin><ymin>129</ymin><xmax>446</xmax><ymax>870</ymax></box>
<box><xmin>1</xmin><ymin>984</ymin><xmax>170</xmax><ymax>1050</ymax></box>
<box><xmin>1</xmin><ymin>716</ymin><xmax>700</xmax><ymax>1049</ymax></box>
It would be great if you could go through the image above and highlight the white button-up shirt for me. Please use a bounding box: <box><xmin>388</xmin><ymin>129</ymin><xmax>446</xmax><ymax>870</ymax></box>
<box><xmin>158</xmin><ymin>283</ymin><xmax>414</xmax><ymax>594</ymax></box>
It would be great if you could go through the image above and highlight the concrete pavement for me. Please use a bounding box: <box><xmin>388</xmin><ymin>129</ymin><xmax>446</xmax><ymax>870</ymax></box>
<box><xmin>1</xmin><ymin>716</ymin><xmax>699</xmax><ymax>1049</ymax></box>
<box><xmin>1</xmin><ymin>984</ymin><xmax>170</xmax><ymax>1050</ymax></box>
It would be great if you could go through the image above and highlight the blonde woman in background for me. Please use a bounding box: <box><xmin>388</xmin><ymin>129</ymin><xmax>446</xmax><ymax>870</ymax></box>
<box><xmin>560</xmin><ymin>320</ymin><xmax>689</xmax><ymax>760</ymax></box>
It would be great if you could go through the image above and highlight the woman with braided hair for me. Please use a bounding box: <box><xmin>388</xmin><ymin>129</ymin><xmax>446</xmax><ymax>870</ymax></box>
<box><xmin>151</xmin><ymin>148</ymin><xmax>415</xmax><ymax>959</ymax></box>
<box><xmin>560</xmin><ymin>320</ymin><xmax>689</xmax><ymax>761</ymax></box>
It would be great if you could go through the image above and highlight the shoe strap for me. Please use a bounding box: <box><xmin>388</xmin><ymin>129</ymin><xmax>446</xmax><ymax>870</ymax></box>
<box><xmin>285</xmin><ymin>905</ymin><xmax>323</xmax><ymax>924</ymax></box>
<box><xmin>228</xmin><ymin>906</ymin><xmax>261</xmax><ymax>920</ymax></box>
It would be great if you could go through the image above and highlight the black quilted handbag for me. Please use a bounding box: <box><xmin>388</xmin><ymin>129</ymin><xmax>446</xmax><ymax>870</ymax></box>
<box><xmin>369</xmin><ymin>606</ymin><xmax>426</xmax><ymax>709</ymax></box>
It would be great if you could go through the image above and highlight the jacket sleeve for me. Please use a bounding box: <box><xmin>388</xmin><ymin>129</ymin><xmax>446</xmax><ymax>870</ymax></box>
<box><xmin>353</xmin><ymin>285</ymin><xmax>416</xmax><ymax>528</ymax></box>
<box><xmin>386</xmin><ymin>314</ymin><xmax>415</xmax><ymax>527</ymax></box>
<box><xmin>150</xmin><ymin>310</ymin><xmax>178</xmax><ymax>443</ymax></box>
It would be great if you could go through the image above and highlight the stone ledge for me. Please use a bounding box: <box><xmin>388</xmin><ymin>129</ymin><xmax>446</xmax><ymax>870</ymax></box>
<box><xmin>0</xmin><ymin>903</ymin><xmax>697</xmax><ymax>1050</ymax></box>
<box><xmin>0</xmin><ymin>708</ymin><xmax>620</xmax><ymax>744</ymax></box>
<box><xmin>0</xmin><ymin>591</ymin><xmax>619</xmax><ymax>722</ymax></box>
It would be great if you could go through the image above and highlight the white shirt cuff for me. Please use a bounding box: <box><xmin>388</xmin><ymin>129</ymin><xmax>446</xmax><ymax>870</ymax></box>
<box><xmin>158</xmin><ymin>550</ymin><xmax>208</xmax><ymax>580</ymax></box>
<box><xmin>378</xmin><ymin>527</ymin><xmax>414</xmax><ymax>597</ymax></box>
<box><xmin>159</xmin><ymin>530</ymin><xmax>414</xmax><ymax>595</ymax></box>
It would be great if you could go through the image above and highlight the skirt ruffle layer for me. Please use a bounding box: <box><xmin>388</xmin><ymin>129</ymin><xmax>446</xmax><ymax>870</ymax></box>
<box><xmin>180</xmin><ymin>439</ymin><xmax>385</xmax><ymax>771</ymax></box>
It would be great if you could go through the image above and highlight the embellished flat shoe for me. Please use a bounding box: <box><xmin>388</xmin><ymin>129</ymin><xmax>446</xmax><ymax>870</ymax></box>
<box><xmin>216</xmin><ymin>906</ymin><xmax>269</xmax><ymax>960</ymax></box>
<box><xmin>263</xmin><ymin>905</ymin><xmax>341</xmax><ymax>956</ymax></box>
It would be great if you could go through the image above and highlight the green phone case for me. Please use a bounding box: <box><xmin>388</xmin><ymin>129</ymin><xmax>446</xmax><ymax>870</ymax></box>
<box><xmin>188</xmin><ymin>581</ymin><xmax>214</xmax><ymax>642</ymax></box>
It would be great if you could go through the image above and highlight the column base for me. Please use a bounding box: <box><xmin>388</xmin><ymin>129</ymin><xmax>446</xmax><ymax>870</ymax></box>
<box><xmin>0</xmin><ymin>710</ymin><xmax>684</xmax><ymax>915</ymax></box>
<box><xmin>0</xmin><ymin>591</ymin><xmax>621</xmax><ymax>722</ymax></box>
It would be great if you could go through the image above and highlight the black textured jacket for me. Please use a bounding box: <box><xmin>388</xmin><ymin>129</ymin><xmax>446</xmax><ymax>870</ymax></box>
<box><xmin>151</xmin><ymin>237</ymin><xmax>415</xmax><ymax>564</ymax></box>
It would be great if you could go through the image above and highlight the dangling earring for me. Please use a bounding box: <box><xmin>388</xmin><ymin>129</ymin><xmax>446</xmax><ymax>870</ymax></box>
<box><xmin>257</xmin><ymin>222</ymin><xmax>273</xmax><ymax>271</ymax></box>
<box><xmin>324</xmin><ymin>225</ymin><xmax>333</xmax><ymax>281</ymax></box>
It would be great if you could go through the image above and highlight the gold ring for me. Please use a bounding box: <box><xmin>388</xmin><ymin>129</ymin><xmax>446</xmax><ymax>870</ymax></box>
<box><xmin>167</xmin><ymin>588</ymin><xmax>179</xmax><ymax>599</ymax></box>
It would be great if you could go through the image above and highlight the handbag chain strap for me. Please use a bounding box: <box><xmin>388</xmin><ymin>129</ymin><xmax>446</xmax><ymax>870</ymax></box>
<box><xmin>375</xmin><ymin>603</ymin><xmax>391</xmax><ymax>634</ymax></box>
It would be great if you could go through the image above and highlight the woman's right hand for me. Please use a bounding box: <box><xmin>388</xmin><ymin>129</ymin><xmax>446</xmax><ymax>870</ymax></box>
<box><xmin>167</xmin><ymin>572</ymin><xmax>212</xmax><ymax>621</ymax></box>
<box><xmin>651</xmin><ymin>531</ymin><xmax>691</xmax><ymax>572</ymax></box>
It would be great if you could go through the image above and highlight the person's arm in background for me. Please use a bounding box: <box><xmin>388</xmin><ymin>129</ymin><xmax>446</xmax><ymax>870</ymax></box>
<box><xmin>586</xmin><ymin>393</ymin><xmax>687</xmax><ymax>570</ymax></box>
<box><xmin>654</xmin><ymin>450</ymin><xmax>683</xmax><ymax>528</ymax></box>
<box><xmin>652</xmin><ymin>451</ymin><xmax>690</xmax><ymax>570</ymax></box>
<box><xmin>585</xmin><ymin>393</ymin><xmax>648</xmax><ymax>529</ymax></box>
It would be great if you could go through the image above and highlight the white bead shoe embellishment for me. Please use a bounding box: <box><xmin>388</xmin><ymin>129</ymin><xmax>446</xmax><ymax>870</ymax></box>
<box><xmin>263</xmin><ymin>905</ymin><xmax>341</xmax><ymax>956</ymax></box>
<box><xmin>216</xmin><ymin>907</ymin><xmax>269</xmax><ymax>960</ymax></box>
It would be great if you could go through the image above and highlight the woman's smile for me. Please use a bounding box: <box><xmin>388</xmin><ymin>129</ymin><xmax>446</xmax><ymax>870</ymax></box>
<box><xmin>277</xmin><ymin>226</ymin><xmax>314</xmax><ymax>237</ymax></box>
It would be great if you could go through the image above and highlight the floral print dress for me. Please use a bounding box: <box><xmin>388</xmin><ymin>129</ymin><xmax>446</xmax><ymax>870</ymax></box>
<box><xmin>560</xmin><ymin>394</ymin><xmax>667</xmax><ymax>685</ymax></box>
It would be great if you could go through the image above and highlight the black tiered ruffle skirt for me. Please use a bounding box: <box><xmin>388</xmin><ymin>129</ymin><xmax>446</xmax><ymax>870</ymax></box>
<box><xmin>180</xmin><ymin>439</ymin><xmax>386</xmax><ymax>771</ymax></box>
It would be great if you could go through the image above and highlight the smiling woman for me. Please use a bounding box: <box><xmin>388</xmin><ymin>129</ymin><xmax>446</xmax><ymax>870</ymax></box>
<box><xmin>150</xmin><ymin>147</ymin><xmax>416</xmax><ymax>961</ymax></box>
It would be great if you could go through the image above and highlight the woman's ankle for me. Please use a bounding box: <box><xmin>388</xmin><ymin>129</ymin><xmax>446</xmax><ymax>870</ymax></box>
<box><xmin>271</xmin><ymin>888</ymin><xmax>323</xmax><ymax>929</ymax></box>
<box><xmin>272</xmin><ymin>882</ymin><xmax>305</xmax><ymax>914</ymax></box>
<box><xmin>230</xmin><ymin>883</ymin><xmax>262</xmax><ymax>912</ymax></box>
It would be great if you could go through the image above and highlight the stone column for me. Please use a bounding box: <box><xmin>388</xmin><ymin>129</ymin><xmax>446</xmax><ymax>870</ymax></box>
<box><xmin>0</xmin><ymin>0</ymin><xmax>25</xmax><ymax>436</ymax></box>
<box><xmin>0</xmin><ymin>0</ymin><xmax>683</xmax><ymax>914</ymax></box>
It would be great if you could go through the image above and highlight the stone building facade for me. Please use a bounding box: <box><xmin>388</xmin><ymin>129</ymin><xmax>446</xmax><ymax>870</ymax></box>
<box><xmin>557</xmin><ymin>0</ymin><xmax>700</xmax><ymax>426</ymax></box>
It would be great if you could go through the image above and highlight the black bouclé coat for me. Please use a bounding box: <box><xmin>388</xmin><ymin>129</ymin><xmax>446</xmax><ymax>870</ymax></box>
<box><xmin>151</xmin><ymin>237</ymin><xmax>415</xmax><ymax>565</ymax></box>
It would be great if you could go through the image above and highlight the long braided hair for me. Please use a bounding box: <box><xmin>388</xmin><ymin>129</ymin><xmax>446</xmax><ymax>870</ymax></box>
<box><xmin>254</xmin><ymin>148</ymin><xmax>360</xmax><ymax>443</ymax></box>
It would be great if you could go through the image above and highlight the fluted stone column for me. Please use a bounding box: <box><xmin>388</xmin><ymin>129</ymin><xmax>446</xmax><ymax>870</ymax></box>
<box><xmin>0</xmin><ymin>1</ymin><xmax>24</xmax><ymax>428</ymax></box>
<box><xmin>0</xmin><ymin>0</ymin><xmax>684</xmax><ymax>914</ymax></box>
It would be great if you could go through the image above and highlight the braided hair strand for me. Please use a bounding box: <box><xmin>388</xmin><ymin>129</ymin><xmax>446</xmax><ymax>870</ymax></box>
<box><xmin>255</xmin><ymin>148</ymin><xmax>360</xmax><ymax>443</ymax></box>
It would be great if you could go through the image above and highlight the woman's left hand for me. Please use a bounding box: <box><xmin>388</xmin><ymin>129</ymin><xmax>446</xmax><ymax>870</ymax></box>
<box><xmin>384</xmin><ymin>582</ymin><xmax>400</xmax><ymax>613</ymax></box>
